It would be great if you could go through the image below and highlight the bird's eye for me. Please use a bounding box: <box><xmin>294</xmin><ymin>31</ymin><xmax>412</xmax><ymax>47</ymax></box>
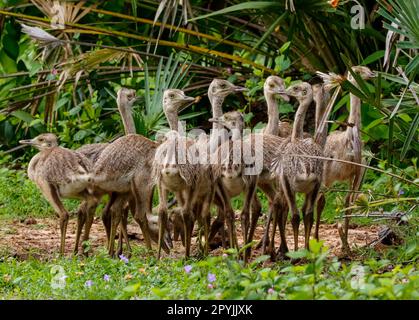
<box><xmin>302</xmin><ymin>90</ymin><xmax>307</xmax><ymax>95</ymax></box>
<box><xmin>269</xmin><ymin>84</ymin><xmax>274</xmax><ymax>88</ymax></box>
<box><xmin>220</xmin><ymin>84</ymin><xmax>226</xmax><ymax>89</ymax></box>
<box><xmin>169</xmin><ymin>94</ymin><xmax>175</xmax><ymax>98</ymax></box>
<box><xmin>39</xmin><ymin>138</ymin><xmax>44</xmax><ymax>142</ymax></box>
<box><xmin>232</xmin><ymin>121</ymin><xmax>236</xmax><ymax>126</ymax></box>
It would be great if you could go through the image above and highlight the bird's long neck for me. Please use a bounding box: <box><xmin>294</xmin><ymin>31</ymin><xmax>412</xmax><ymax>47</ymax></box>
<box><xmin>347</xmin><ymin>74</ymin><xmax>361</xmax><ymax>131</ymax></box>
<box><xmin>164</xmin><ymin>108</ymin><xmax>179</xmax><ymax>132</ymax></box>
<box><xmin>291</xmin><ymin>98</ymin><xmax>311</xmax><ymax>142</ymax></box>
<box><xmin>313</xmin><ymin>86</ymin><xmax>328</xmax><ymax>147</ymax></box>
<box><xmin>231</xmin><ymin>127</ymin><xmax>242</xmax><ymax>141</ymax></box>
<box><xmin>314</xmin><ymin>87</ymin><xmax>325</xmax><ymax>132</ymax></box>
<box><xmin>209</xmin><ymin>95</ymin><xmax>225</xmax><ymax>131</ymax></box>
<box><xmin>209</xmin><ymin>95</ymin><xmax>226</xmax><ymax>153</ymax></box>
<box><xmin>264</xmin><ymin>92</ymin><xmax>279</xmax><ymax>135</ymax></box>
<box><xmin>118</xmin><ymin>102</ymin><xmax>136</xmax><ymax>135</ymax></box>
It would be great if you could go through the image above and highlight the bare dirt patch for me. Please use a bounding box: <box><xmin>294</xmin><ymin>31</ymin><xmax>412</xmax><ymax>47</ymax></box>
<box><xmin>0</xmin><ymin>216</ymin><xmax>380</xmax><ymax>261</ymax></box>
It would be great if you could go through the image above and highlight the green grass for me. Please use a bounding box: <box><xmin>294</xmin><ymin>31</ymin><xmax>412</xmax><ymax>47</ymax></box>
<box><xmin>0</xmin><ymin>168</ymin><xmax>418</xmax><ymax>299</ymax></box>
<box><xmin>1</xmin><ymin>243</ymin><xmax>417</xmax><ymax>300</ymax></box>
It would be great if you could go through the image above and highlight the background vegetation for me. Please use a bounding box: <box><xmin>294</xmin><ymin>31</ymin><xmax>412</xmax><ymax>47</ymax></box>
<box><xmin>0</xmin><ymin>0</ymin><xmax>417</xmax><ymax>299</ymax></box>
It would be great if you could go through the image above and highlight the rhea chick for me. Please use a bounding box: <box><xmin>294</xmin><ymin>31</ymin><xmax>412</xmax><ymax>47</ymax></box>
<box><xmin>20</xmin><ymin>133</ymin><xmax>96</xmax><ymax>255</ymax></box>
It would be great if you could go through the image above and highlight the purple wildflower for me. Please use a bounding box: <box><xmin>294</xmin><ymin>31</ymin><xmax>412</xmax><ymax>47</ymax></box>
<box><xmin>119</xmin><ymin>254</ymin><xmax>129</xmax><ymax>264</ymax></box>
<box><xmin>51</xmin><ymin>69</ymin><xmax>58</xmax><ymax>76</ymax></box>
<box><xmin>207</xmin><ymin>283</ymin><xmax>214</xmax><ymax>289</ymax></box>
<box><xmin>207</xmin><ymin>273</ymin><xmax>216</xmax><ymax>283</ymax></box>
<box><xmin>85</xmin><ymin>280</ymin><xmax>93</xmax><ymax>288</ymax></box>
<box><xmin>184</xmin><ymin>265</ymin><xmax>192</xmax><ymax>273</ymax></box>
<box><xmin>398</xmin><ymin>189</ymin><xmax>405</xmax><ymax>196</ymax></box>
<box><xmin>103</xmin><ymin>274</ymin><xmax>110</xmax><ymax>282</ymax></box>
<box><xmin>267</xmin><ymin>287</ymin><xmax>275</xmax><ymax>294</ymax></box>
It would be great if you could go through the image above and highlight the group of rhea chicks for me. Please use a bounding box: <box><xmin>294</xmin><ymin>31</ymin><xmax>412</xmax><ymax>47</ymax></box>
<box><xmin>19</xmin><ymin>65</ymin><xmax>376</xmax><ymax>262</ymax></box>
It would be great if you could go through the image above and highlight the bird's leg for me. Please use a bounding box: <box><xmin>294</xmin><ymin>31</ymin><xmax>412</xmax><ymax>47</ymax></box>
<box><xmin>131</xmin><ymin>179</ymin><xmax>153</xmax><ymax>251</ymax></box>
<box><xmin>241</xmin><ymin>177</ymin><xmax>257</xmax><ymax>262</ymax></box>
<box><xmin>315</xmin><ymin>193</ymin><xmax>326</xmax><ymax>240</ymax></box>
<box><xmin>157</xmin><ymin>183</ymin><xmax>169</xmax><ymax>260</ymax></box>
<box><xmin>281</xmin><ymin>176</ymin><xmax>299</xmax><ymax>251</ymax></box>
<box><xmin>248</xmin><ymin>193</ymin><xmax>261</xmax><ymax>247</ymax></box>
<box><xmin>208</xmin><ymin>189</ymin><xmax>225</xmax><ymax>244</ymax></box>
<box><xmin>201</xmin><ymin>188</ymin><xmax>215</xmax><ymax>256</ymax></box>
<box><xmin>341</xmin><ymin>169</ymin><xmax>365</xmax><ymax>255</ymax></box>
<box><xmin>217</xmin><ymin>181</ymin><xmax>237</xmax><ymax>249</ymax></box>
<box><xmin>259</xmin><ymin>206</ymin><xmax>271</xmax><ymax>253</ymax></box>
<box><xmin>74</xmin><ymin>202</ymin><xmax>87</xmax><ymax>255</ymax></box>
<box><xmin>117</xmin><ymin>204</ymin><xmax>130</xmax><ymax>258</ymax></box>
<box><xmin>268</xmin><ymin>206</ymin><xmax>278</xmax><ymax>257</ymax></box>
<box><xmin>276</xmin><ymin>198</ymin><xmax>289</xmax><ymax>259</ymax></box>
<box><xmin>102</xmin><ymin>192</ymin><xmax>117</xmax><ymax>241</ymax></box>
<box><xmin>303</xmin><ymin>184</ymin><xmax>320</xmax><ymax>250</ymax></box>
<box><xmin>257</xmin><ymin>183</ymin><xmax>277</xmax><ymax>253</ymax></box>
<box><xmin>80</xmin><ymin>196</ymin><xmax>98</xmax><ymax>256</ymax></box>
<box><xmin>108</xmin><ymin>196</ymin><xmax>124</xmax><ymax>257</ymax></box>
<box><xmin>194</xmin><ymin>202</ymin><xmax>204</xmax><ymax>253</ymax></box>
<box><xmin>39</xmin><ymin>182</ymin><xmax>69</xmax><ymax>256</ymax></box>
<box><xmin>182</xmin><ymin>187</ymin><xmax>198</xmax><ymax>258</ymax></box>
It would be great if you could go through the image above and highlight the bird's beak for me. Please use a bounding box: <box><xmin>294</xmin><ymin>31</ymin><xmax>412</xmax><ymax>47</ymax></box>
<box><xmin>277</xmin><ymin>90</ymin><xmax>290</xmax><ymax>102</ymax></box>
<box><xmin>209</xmin><ymin>117</ymin><xmax>225</xmax><ymax>125</ymax></box>
<box><xmin>275</xmin><ymin>89</ymin><xmax>290</xmax><ymax>101</ymax></box>
<box><xmin>234</xmin><ymin>85</ymin><xmax>248</xmax><ymax>92</ymax></box>
<box><xmin>179</xmin><ymin>95</ymin><xmax>196</xmax><ymax>112</ymax></box>
<box><xmin>209</xmin><ymin>117</ymin><xmax>228</xmax><ymax>128</ymax></box>
<box><xmin>19</xmin><ymin>139</ymin><xmax>34</xmax><ymax>145</ymax></box>
<box><xmin>280</xmin><ymin>94</ymin><xmax>290</xmax><ymax>101</ymax></box>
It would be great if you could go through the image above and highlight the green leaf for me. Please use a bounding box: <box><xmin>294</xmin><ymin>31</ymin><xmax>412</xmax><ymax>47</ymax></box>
<box><xmin>280</xmin><ymin>41</ymin><xmax>291</xmax><ymax>54</ymax></box>
<box><xmin>362</xmin><ymin>51</ymin><xmax>385</xmax><ymax>65</ymax></box>
<box><xmin>401</xmin><ymin>113</ymin><xmax>419</xmax><ymax>160</ymax></box>
<box><xmin>188</xmin><ymin>2</ymin><xmax>280</xmax><ymax>22</ymax></box>
<box><xmin>286</xmin><ymin>250</ymin><xmax>308</xmax><ymax>259</ymax></box>
<box><xmin>11</xmin><ymin>110</ymin><xmax>34</xmax><ymax>123</ymax></box>
<box><xmin>405</xmin><ymin>55</ymin><xmax>419</xmax><ymax>75</ymax></box>
<box><xmin>73</xmin><ymin>130</ymin><xmax>88</xmax><ymax>141</ymax></box>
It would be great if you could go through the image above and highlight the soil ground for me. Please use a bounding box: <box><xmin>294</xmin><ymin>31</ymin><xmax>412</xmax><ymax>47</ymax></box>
<box><xmin>0</xmin><ymin>215</ymin><xmax>380</xmax><ymax>261</ymax></box>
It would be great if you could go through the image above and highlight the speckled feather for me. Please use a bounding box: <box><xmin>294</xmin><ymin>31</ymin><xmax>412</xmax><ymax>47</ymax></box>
<box><xmin>76</xmin><ymin>143</ymin><xmax>109</xmax><ymax>164</ymax></box>
<box><xmin>92</xmin><ymin>134</ymin><xmax>158</xmax><ymax>186</ymax></box>
<box><xmin>322</xmin><ymin>130</ymin><xmax>362</xmax><ymax>187</ymax></box>
<box><xmin>153</xmin><ymin>132</ymin><xmax>212</xmax><ymax>187</ymax></box>
<box><xmin>28</xmin><ymin>146</ymin><xmax>92</xmax><ymax>185</ymax></box>
<box><xmin>271</xmin><ymin>137</ymin><xmax>323</xmax><ymax>185</ymax></box>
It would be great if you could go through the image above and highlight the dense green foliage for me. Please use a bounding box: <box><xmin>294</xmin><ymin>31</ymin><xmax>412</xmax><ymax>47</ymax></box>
<box><xmin>0</xmin><ymin>0</ymin><xmax>417</xmax><ymax>300</ymax></box>
<box><xmin>0</xmin><ymin>0</ymin><xmax>417</xmax><ymax>166</ymax></box>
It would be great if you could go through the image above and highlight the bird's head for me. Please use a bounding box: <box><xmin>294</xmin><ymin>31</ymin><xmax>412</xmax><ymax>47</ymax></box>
<box><xmin>163</xmin><ymin>89</ymin><xmax>195</xmax><ymax>113</ymax></box>
<box><xmin>208</xmin><ymin>79</ymin><xmax>247</xmax><ymax>100</ymax></box>
<box><xmin>264</xmin><ymin>75</ymin><xmax>290</xmax><ymax>101</ymax></box>
<box><xmin>19</xmin><ymin>133</ymin><xmax>59</xmax><ymax>150</ymax></box>
<box><xmin>209</xmin><ymin>110</ymin><xmax>244</xmax><ymax>132</ymax></box>
<box><xmin>351</xmin><ymin>66</ymin><xmax>377</xmax><ymax>80</ymax></box>
<box><xmin>220</xmin><ymin>163</ymin><xmax>242</xmax><ymax>180</ymax></box>
<box><xmin>117</xmin><ymin>87</ymin><xmax>137</xmax><ymax>109</ymax></box>
<box><xmin>285</xmin><ymin>82</ymin><xmax>313</xmax><ymax>103</ymax></box>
